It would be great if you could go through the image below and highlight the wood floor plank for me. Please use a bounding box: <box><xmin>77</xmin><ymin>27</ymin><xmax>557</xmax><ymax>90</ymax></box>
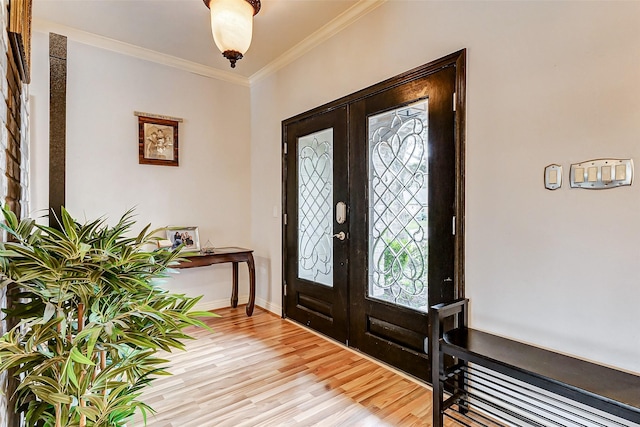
<box><xmin>132</xmin><ymin>306</ymin><xmax>447</xmax><ymax>426</ymax></box>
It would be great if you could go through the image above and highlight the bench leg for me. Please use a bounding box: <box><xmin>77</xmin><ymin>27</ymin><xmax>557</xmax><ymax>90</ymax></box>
<box><xmin>431</xmin><ymin>312</ymin><xmax>444</xmax><ymax>427</ymax></box>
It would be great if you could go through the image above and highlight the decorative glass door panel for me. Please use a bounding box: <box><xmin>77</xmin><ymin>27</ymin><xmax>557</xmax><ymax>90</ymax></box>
<box><xmin>298</xmin><ymin>128</ymin><xmax>334</xmax><ymax>287</ymax></box>
<box><xmin>368</xmin><ymin>100</ymin><xmax>429</xmax><ymax>312</ymax></box>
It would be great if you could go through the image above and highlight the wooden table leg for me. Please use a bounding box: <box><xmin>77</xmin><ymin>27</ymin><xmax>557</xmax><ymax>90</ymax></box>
<box><xmin>231</xmin><ymin>262</ymin><xmax>239</xmax><ymax>308</ymax></box>
<box><xmin>246</xmin><ymin>253</ymin><xmax>256</xmax><ymax>316</ymax></box>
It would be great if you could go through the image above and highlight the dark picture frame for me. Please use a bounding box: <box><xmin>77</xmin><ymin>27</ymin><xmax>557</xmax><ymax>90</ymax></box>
<box><xmin>138</xmin><ymin>115</ymin><xmax>179</xmax><ymax>166</ymax></box>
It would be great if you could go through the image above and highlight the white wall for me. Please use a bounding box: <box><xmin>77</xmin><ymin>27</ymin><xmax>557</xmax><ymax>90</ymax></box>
<box><xmin>251</xmin><ymin>1</ymin><xmax>640</xmax><ymax>373</ymax></box>
<box><xmin>30</xmin><ymin>30</ymin><xmax>253</xmax><ymax>311</ymax></box>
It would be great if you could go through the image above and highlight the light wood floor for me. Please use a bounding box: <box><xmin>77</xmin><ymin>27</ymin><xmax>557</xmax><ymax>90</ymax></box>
<box><xmin>132</xmin><ymin>306</ymin><xmax>458</xmax><ymax>427</ymax></box>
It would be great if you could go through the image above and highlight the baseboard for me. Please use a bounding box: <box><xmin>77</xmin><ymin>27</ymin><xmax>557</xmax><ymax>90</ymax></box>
<box><xmin>255</xmin><ymin>297</ymin><xmax>282</xmax><ymax>316</ymax></box>
<box><xmin>194</xmin><ymin>296</ymin><xmax>249</xmax><ymax>313</ymax></box>
<box><xmin>194</xmin><ymin>296</ymin><xmax>281</xmax><ymax>316</ymax></box>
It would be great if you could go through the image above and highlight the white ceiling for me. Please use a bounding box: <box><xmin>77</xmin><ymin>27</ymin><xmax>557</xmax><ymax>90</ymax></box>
<box><xmin>33</xmin><ymin>0</ymin><xmax>363</xmax><ymax>78</ymax></box>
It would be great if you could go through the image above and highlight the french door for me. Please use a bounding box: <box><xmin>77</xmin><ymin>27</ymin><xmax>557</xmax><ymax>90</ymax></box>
<box><xmin>283</xmin><ymin>107</ymin><xmax>349</xmax><ymax>342</ymax></box>
<box><xmin>283</xmin><ymin>51</ymin><xmax>465</xmax><ymax>381</ymax></box>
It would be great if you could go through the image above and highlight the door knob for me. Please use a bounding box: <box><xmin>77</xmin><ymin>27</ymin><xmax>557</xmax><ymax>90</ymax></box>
<box><xmin>332</xmin><ymin>231</ymin><xmax>346</xmax><ymax>241</ymax></box>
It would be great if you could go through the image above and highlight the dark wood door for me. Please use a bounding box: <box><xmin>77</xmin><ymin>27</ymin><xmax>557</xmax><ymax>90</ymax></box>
<box><xmin>347</xmin><ymin>66</ymin><xmax>457</xmax><ymax>381</ymax></box>
<box><xmin>283</xmin><ymin>107</ymin><xmax>349</xmax><ymax>343</ymax></box>
<box><xmin>283</xmin><ymin>51</ymin><xmax>465</xmax><ymax>382</ymax></box>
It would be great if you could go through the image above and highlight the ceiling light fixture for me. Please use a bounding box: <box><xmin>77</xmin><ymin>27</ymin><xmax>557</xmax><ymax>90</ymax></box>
<box><xmin>203</xmin><ymin>0</ymin><xmax>261</xmax><ymax>68</ymax></box>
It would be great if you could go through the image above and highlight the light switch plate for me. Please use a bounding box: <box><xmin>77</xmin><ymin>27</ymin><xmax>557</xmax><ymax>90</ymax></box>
<box><xmin>544</xmin><ymin>164</ymin><xmax>562</xmax><ymax>190</ymax></box>
<box><xmin>570</xmin><ymin>158</ymin><xmax>633</xmax><ymax>189</ymax></box>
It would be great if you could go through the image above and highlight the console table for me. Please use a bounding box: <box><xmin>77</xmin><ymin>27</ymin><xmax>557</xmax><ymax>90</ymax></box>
<box><xmin>174</xmin><ymin>247</ymin><xmax>255</xmax><ymax>316</ymax></box>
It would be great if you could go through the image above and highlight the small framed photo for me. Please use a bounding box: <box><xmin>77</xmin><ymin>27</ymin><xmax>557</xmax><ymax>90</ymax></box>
<box><xmin>138</xmin><ymin>115</ymin><xmax>179</xmax><ymax>166</ymax></box>
<box><xmin>166</xmin><ymin>226</ymin><xmax>200</xmax><ymax>252</ymax></box>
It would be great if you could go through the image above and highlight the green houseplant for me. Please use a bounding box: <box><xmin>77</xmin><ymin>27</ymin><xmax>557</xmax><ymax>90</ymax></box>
<box><xmin>0</xmin><ymin>206</ymin><xmax>213</xmax><ymax>427</ymax></box>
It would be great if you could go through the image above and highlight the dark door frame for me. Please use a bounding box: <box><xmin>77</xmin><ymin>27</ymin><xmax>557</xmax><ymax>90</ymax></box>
<box><xmin>283</xmin><ymin>50</ymin><xmax>466</xmax><ymax>317</ymax></box>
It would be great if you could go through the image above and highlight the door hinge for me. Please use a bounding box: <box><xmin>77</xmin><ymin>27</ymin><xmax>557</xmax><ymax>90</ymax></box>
<box><xmin>284</xmin><ymin>143</ymin><xmax>288</xmax><ymax>154</ymax></box>
<box><xmin>284</xmin><ymin>213</ymin><xmax>288</xmax><ymax>225</ymax></box>
<box><xmin>453</xmin><ymin>92</ymin><xmax>457</xmax><ymax>112</ymax></box>
<box><xmin>452</xmin><ymin>216</ymin><xmax>456</xmax><ymax>235</ymax></box>
<box><xmin>284</xmin><ymin>283</ymin><xmax>287</xmax><ymax>296</ymax></box>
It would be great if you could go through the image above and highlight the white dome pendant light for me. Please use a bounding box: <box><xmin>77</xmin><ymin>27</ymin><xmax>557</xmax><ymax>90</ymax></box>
<box><xmin>204</xmin><ymin>0</ymin><xmax>261</xmax><ymax>68</ymax></box>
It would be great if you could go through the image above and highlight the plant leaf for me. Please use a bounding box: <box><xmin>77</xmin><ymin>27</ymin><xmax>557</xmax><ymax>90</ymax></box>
<box><xmin>43</xmin><ymin>302</ymin><xmax>56</xmax><ymax>323</ymax></box>
<box><xmin>70</xmin><ymin>347</ymin><xmax>95</xmax><ymax>366</ymax></box>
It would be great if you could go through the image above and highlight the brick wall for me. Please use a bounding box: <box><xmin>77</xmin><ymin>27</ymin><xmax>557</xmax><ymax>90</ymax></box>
<box><xmin>0</xmin><ymin>0</ymin><xmax>30</xmax><ymax>424</ymax></box>
<box><xmin>0</xmin><ymin>0</ymin><xmax>8</xmax><ymax>219</ymax></box>
<box><xmin>4</xmin><ymin>7</ymin><xmax>28</xmax><ymax>218</ymax></box>
<box><xmin>0</xmin><ymin>1</ymin><xmax>10</xmax><ymax>425</ymax></box>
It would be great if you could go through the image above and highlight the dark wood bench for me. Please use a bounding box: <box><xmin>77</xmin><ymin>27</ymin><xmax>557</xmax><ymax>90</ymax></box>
<box><xmin>430</xmin><ymin>299</ymin><xmax>640</xmax><ymax>426</ymax></box>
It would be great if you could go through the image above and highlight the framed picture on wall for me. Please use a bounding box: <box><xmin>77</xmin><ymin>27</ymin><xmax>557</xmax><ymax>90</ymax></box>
<box><xmin>136</xmin><ymin>113</ymin><xmax>181</xmax><ymax>166</ymax></box>
<box><xmin>165</xmin><ymin>226</ymin><xmax>200</xmax><ymax>252</ymax></box>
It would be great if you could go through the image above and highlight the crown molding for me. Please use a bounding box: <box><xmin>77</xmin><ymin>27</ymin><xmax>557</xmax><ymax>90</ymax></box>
<box><xmin>32</xmin><ymin>18</ymin><xmax>250</xmax><ymax>87</ymax></box>
<box><xmin>249</xmin><ymin>0</ymin><xmax>387</xmax><ymax>85</ymax></box>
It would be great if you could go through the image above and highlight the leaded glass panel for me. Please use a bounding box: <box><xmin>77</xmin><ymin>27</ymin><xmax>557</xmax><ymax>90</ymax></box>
<box><xmin>298</xmin><ymin>128</ymin><xmax>334</xmax><ymax>287</ymax></box>
<box><xmin>368</xmin><ymin>100</ymin><xmax>428</xmax><ymax>311</ymax></box>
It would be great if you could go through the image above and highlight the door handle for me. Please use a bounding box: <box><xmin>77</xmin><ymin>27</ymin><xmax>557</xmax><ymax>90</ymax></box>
<box><xmin>332</xmin><ymin>231</ymin><xmax>346</xmax><ymax>241</ymax></box>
